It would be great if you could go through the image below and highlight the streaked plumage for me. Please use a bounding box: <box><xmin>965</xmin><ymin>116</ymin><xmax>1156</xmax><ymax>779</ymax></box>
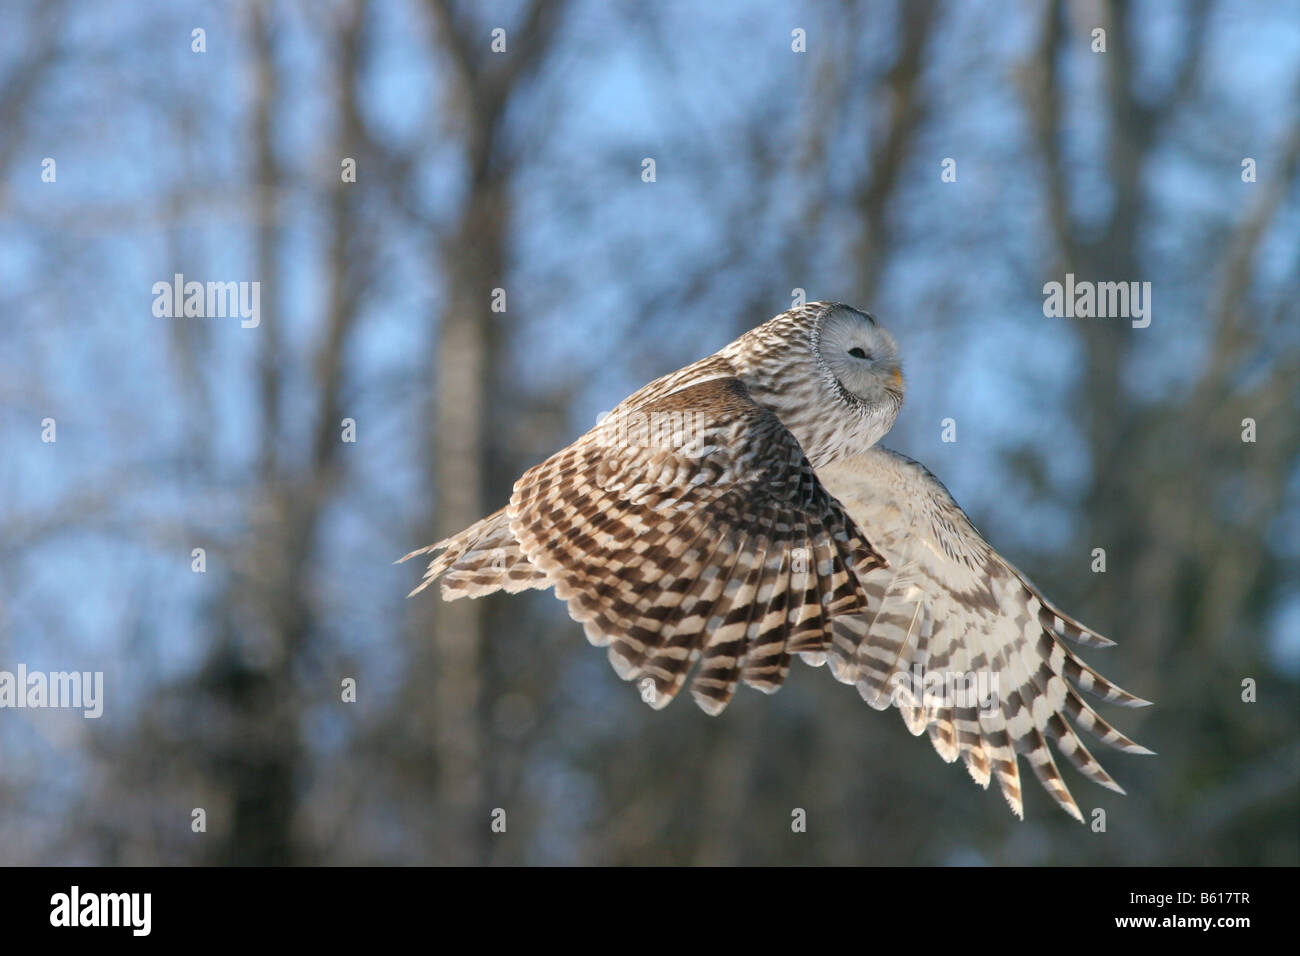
<box><xmin>402</xmin><ymin>301</ymin><xmax>1152</xmax><ymax>820</ymax></box>
<box><xmin>815</xmin><ymin>448</ymin><xmax>1151</xmax><ymax>821</ymax></box>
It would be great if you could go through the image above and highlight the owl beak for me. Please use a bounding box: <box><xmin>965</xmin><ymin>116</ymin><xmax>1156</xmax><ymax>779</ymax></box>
<box><xmin>891</xmin><ymin>366</ymin><xmax>904</xmax><ymax>391</ymax></box>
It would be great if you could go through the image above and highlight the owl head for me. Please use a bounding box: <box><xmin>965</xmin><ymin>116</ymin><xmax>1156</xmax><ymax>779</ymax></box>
<box><xmin>814</xmin><ymin>303</ymin><xmax>903</xmax><ymax>409</ymax></box>
<box><xmin>724</xmin><ymin>301</ymin><xmax>904</xmax><ymax>464</ymax></box>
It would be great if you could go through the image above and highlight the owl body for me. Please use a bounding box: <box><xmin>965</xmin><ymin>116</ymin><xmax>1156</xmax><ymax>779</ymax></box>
<box><xmin>403</xmin><ymin>302</ymin><xmax>1151</xmax><ymax>821</ymax></box>
<box><xmin>599</xmin><ymin>302</ymin><xmax>902</xmax><ymax>468</ymax></box>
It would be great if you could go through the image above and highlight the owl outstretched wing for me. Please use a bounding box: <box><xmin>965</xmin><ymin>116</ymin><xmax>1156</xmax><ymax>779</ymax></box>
<box><xmin>402</xmin><ymin>373</ymin><xmax>886</xmax><ymax>714</ymax></box>
<box><xmin>815</xmin><ymin>446</ymin><xmax>1153</xmax><ymax>821</ymax></box>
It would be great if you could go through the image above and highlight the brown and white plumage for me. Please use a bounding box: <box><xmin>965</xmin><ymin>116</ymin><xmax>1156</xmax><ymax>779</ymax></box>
<box><xmin>402</xmin><ymin>301</ymin><xmax>1152</xmax><ymax>820</ymax></box>
<box><xmin>815</xmin><ymin>448</ymin><xmax>1152</xmax><ymax>821</ymax></box>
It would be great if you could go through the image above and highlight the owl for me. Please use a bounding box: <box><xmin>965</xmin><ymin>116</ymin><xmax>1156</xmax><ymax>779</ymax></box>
<box><xmin>402</xmin><ymin>302</ymin><xmax>1152</xmax><ymax>821</ymax></box>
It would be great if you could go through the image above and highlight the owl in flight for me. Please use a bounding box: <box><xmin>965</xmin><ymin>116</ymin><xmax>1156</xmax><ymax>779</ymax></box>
<box><xmin>401</xmin><ymin>302</ymin><xmax>1152</xmax><ymax>821</ymax></box>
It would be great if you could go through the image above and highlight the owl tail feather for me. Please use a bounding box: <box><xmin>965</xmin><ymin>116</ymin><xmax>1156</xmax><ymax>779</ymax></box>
<box><xmin>398</xmin><ymin>507</ymin><xmax>550</xmax><ymax>600</ymax></box>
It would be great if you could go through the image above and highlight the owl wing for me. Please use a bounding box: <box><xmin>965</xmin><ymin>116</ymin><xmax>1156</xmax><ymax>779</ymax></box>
<box><xmin>398</xmin><ymin>356</ymin><xmax>749</xmax><ymax>601</ymax></box>
<box><xmin>508</xmin><ymin>375</ymin><xmax>886</xmax><ymax>714</ymax></box>
<box><xmin>403</xmin><ymin>373</ymin><xmax>888</xmax><ymax>714</ymax></box>
<box><xmin>814</xmin><ymin>446</ymin><xmax>1153</xmax><ymax>821</ymax></box>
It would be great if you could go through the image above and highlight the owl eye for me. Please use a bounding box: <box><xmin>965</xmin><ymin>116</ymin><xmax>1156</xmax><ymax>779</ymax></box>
<box><xmin>848</xmin><ymin>347</ymin><xmax>870</xmax><ymax>360</ymax></box>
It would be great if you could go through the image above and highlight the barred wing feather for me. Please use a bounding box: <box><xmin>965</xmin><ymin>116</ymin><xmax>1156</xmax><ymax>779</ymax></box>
<box><xmin>816</xmin><ymin>446</ymin><xmax>1153</xmax><ymax>821</ymax></box>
